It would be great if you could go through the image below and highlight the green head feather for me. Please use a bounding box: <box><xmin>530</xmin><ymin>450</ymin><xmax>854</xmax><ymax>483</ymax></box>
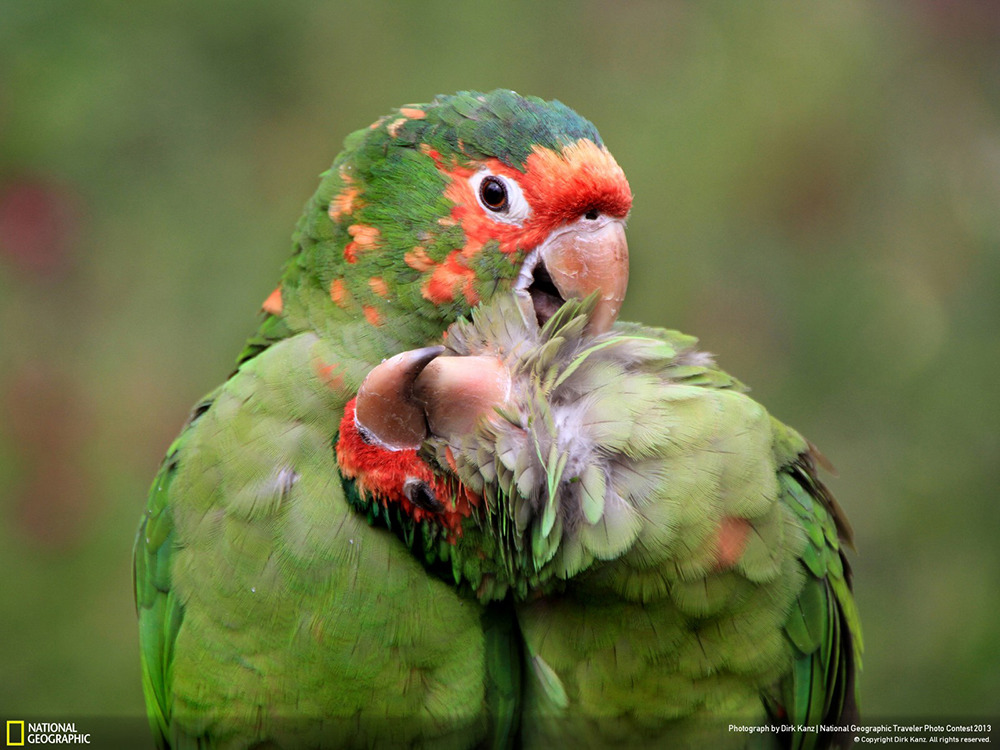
<box><xmin>263</xmin><ymin>90</ymin><xmax>605</xmax><ymax>357</ymax></box>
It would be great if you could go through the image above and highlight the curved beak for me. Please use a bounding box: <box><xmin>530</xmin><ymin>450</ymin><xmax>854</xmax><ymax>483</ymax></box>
<box><xmin>526</xmin><ymin>216</ymin><xmax>629</xmax><ymax>334</ymax></box>
<box><xmin>355</xmin><ymin>349</ymin><xmax>509</xmax><ymax>449</ymax></box>
<box><xmin>354</xmin><ymin>346</ymin><xmax>444</xmax><ymax>450</ymax></box>
<box><xmin>413</xmin><ymin>355</ymin><xmax>510</xmax><ymax>440</ymax></box>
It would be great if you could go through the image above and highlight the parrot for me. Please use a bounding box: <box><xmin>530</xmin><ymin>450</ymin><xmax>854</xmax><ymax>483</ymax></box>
<box><xmin>347</xmin><ymin>291</ymin><xmax>862</xmax><ymax>749</ymax></box>
<box><xmin>133</xmin><ymin>89</ymin><xmax>636</xmax><ymax>748</ymax></box>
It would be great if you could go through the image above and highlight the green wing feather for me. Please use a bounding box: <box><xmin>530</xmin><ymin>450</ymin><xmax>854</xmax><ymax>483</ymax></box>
<box><xmin>773</xmin><ymin>448</ymin><xmax>862</xmax><ymax>750</ymax></box>
<box><xmin>135</xmin><ymin>334</ymin><xmax>514</xmax><ymax>749</ymax></box>
<box><xmin>134</xmin><ymin>393</ymin><xmax>216</xmax><ymax>750</ymax></box>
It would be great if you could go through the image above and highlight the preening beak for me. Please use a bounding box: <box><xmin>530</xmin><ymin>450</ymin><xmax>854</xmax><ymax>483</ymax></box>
<box><xmin>355</xmin><ymin>217</ymin><xmax>628</xmax><ymax>450</ymax></box>
<box><xmin>354</xmin><ymin>346</ymin><xmax>444</xmax><ymax>450</ymax></box>
<box><xmin>520</xmin><ymin>216</ymin><xmax>629</xmax><ymax>335</ymax></box>
<box><xmin>413</xmin><ymin>356</ymin><xmax>510</xmax><ymax>440</ymax></box>
<box><xmin>355</xmin><ymin>350</ymin><xmax>509</xmax><ymax>449</ymax></box>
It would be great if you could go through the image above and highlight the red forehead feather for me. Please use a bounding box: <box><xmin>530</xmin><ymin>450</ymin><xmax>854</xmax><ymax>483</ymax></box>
<box><xmin>520</xmin><ymin>139</ymin><xmax>632</xmax><ymax>226</ymax></box>
<box><xmin>437</xmin><ymin>139</ymin><xmax>632</xmax><ymax>256</ymax></box>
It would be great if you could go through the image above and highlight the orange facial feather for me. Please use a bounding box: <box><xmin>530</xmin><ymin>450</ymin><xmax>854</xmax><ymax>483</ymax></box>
<box><xmin>261</xmin><ymin>287</ymin><xmax>283</xmax><ymax>315</ymax></box>
<box><xmin>436</xmin><ymin>138</ymin><xmax>632</xmax><ymax>263</ymax></box>
<box><xmin>404</xmin><ymin>247</ymin><xmax>435</xmax><ymax>271</ymax></box>
<box><xmin>522</xmin><ymin>139</ymin><xmax>632</xmax><ymax>226</ymax></box>
<box><xmin>421</xmin><ymin>251</ymin><xmax>478</xmax><ymax>305</ymax></box>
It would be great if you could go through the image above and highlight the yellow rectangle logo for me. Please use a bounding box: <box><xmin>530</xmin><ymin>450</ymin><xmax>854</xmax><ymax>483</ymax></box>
<box><xmin>6</xmin><ymin>720</ymin><xmax>25</xmax><ymax>746</ymax></box>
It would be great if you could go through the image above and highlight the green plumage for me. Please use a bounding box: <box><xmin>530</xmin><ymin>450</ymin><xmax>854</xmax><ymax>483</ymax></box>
<box><xmin>420</xmin><ymin>295</ymin><xmax>863</xmax><ymax>749</ymax></box>
<box><xmin>134</xmin><ymin>88</ymin><xmax>860</xmax><ymax>749</ymax></box>
<box><xmin>135</xmin><ymin>335</ymin><xmax>500</xmax><ymax>748</ymax></box>
<box><xmin>133</xmin><ymin>90</ymin><xmax>599</xmax><ymax>748</ymax></box>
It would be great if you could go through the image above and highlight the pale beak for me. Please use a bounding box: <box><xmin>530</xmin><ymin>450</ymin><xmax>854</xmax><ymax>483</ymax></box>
<box><xmin>413</xmin><ymin>355</ymin><xmax>510</xmax><ymax>441</ymax></box>
<box><xmin>355</xmin><ymin>217</ymin><xmax>628</xmax><ymax>450</ymax></box>
<box><xmin>354</xmin><ymin>346</ymin><xmax>444</xmax><ymax>450</ymax></box>
<box><xmin>354</xmin><ymin>349</ymin><xmax>509</xmax><ymax>448</ymax></box>
<box><xmin>522</xmin><ymin>216</ymin><xmax>629</xmax><ymax>334</ymax></box>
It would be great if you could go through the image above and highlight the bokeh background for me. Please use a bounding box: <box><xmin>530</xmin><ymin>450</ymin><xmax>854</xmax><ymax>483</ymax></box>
<box><xmin>2</xmin><ymin>0</ymin><xmax>998</xmax><ymax>728</ymax></box>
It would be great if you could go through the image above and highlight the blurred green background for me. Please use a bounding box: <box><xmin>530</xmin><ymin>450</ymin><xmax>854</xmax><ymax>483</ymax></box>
<box><xmin>2</xmin><ymin>0</ymin><xmax>998</xmax><ymax>724</ymax></box>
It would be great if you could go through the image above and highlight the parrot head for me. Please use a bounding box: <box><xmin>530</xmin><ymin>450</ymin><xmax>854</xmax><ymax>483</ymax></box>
<box><xmin>272</xmin><ymin>89</ymin><xmax>632</xmax><ymax>353</ymax></box>
<box><xmin>294</xmin><ymin>91</ymin><xmax>635</xmax><ymax>591</ymax></box>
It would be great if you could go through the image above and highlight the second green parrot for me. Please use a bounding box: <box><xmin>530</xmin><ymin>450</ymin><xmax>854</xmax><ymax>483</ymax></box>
<box><xmin>349</xmin><ymin>292</ymin><xmax>862</xmax><ymax>749</ymax></box>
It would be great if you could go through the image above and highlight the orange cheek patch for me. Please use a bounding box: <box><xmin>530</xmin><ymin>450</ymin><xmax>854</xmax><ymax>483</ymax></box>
<box><xmin>714</xmin><ymin>516</ymin><xmax>751</xmax><ymax>569</ymax></box>
<box><xmin>421</xmin><ymin>251</ymin><xmax>478</xmax><ymax>305</ymax></box>
<box><xmin>330</xmin><ymin>278</ymin><xmax>350</xmax><ymax>308</ymax></box>
<box><xmin>434</xmin><ymin>141</ymin><xmax>632</xmax><ymax>268</ymax></box>
<box><xmin>261</xmin><ymin>287</ymin><xmax>283</xmax><ymax>315</ymax></box>
<box><xmin>441</xmin><ymin>158</ymin><xmax>544</xmax><ymax>256</ymax></box>
<box><xmin>363</xmin><ymin>305</ymin><xmax>382</xmax><ymax>326</ymax></box>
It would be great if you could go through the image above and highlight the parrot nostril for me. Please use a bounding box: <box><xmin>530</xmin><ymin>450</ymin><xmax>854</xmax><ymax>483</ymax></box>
<box><xmin>584</xmin><ymin>209</ymin><xmax>599</xmax><ymax>221</ymax></box>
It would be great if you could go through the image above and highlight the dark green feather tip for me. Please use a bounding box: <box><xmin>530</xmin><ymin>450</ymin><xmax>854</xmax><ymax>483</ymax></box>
<box><xmin>396</xmin><ymin>89</ymin><xmax>603</xmax><ymax>170</ymax></box>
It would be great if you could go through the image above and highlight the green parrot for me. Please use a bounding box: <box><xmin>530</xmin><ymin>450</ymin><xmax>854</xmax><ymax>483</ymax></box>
<box><xmin>349</xmin><ymin>293</ymin><xmax>862</xmax><ymax>749</ymax></box>
<box><xmin>133</xmin><ymin>90</ymin><xmax>636</xmax><ymax>748</ymax></box>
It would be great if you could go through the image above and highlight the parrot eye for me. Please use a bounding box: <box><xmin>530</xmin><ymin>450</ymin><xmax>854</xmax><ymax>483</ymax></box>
<box><xmin>479</xmin><ymin>177</ymin><xmax>508</xmax><ymax>211</ymax></box>
<box><xmin>403</xmin><ymin>478</ymin><xmax>444</xmax><ymax>514</ymax></box>
<box><xmin>469</xmin><ymin>170</ymin><xmax>532</xmax><ymax>225</ymax></box>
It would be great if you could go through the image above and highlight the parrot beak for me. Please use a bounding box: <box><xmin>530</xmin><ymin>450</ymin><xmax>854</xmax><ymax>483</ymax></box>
<box><xmin>355</xmin><ymin>349</ymin><xmax>510</xmax><ymax>449</ymax></box>
<box><xmin>354</xmin><ymin>346</ymin><xmax>444</xmax><ymax>450</ymax></box>
<box><xmin>356</xmin><ymin>217</ymin><xmax>626</xmax><ymax>449</ymax></box>
<box><xmin>518</xmin><ymin>216</ymin><xmax>629</xmax><ymax>335</ymax></box>
<box><xmin>412</xmin><ymin>356</ymin><xmax>510</xmax><ymax>441</ymax></box>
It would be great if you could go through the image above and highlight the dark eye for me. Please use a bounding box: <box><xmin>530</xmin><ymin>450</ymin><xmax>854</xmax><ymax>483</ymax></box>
<box><xmin>470</xmin><ymin>170</ymin><xmax>530</xmax><ymax>223</ymax></box>
<box><xmin>479</xmin><ymin>176</ymin><xmax>508</xmax><ymax>212</ymax></box>
<box><xmin>403</xmin><ymin>478</ymin><xmax>444</xmax><ymax>513</ymax></box>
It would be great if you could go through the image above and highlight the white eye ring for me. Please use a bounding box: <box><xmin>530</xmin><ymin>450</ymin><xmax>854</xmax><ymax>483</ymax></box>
<box><xmin>469</xmin><ymin>169</ymin><xmax>532</xmax><ymax>226</ymax></box>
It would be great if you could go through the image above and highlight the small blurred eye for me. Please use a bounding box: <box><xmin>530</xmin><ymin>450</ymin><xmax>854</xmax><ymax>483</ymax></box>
<box><xmin>479</xmin><ymin>176</ymin><xmax>508</xmax><ymax>212</ymax></box>
<box><xmin>403</xmin><ymin>478</ymin><xmax>444</xmax><ymax>513</ymax></box>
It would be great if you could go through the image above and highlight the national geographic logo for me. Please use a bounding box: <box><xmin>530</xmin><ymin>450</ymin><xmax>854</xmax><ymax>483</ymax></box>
<box><xmin>5</xmin><ymin>721</ymin><xmax>90</xmax><ymax>745</ymax></box>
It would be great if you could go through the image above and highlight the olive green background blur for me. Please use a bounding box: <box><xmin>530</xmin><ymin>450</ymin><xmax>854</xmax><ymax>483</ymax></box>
<box><xmin>2</xmin><ymin>0</ymin><xmax>998</xmax><ymax>724</ymax></box>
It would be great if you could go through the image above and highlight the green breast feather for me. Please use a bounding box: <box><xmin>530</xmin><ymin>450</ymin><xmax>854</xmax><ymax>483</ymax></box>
<box><xmin>414</xmin><ymin>295</ymin><xmax>862</xmax><ymax>749</ymax></box>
